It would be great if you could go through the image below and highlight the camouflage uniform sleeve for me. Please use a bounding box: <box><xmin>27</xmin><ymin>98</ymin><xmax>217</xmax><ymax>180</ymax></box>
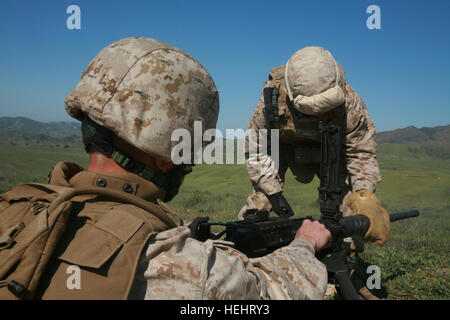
<box><xmin>129</xmin><ymin>226</ymin><xmax>328</xmax><ymax>300</ymax></box>
<box><xmin>246</xmin><ymin>93</ymin><xmax>283</xmax><ymax>195</ymax></box>
<box><xmin>344</xmin><ymin>83</ymin><xmax>382</xmax><ymax>192</ymax></box>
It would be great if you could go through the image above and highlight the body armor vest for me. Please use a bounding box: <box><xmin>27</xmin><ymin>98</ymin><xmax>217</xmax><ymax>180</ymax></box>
<box><xmin>0</xmin><ymin>171</ymin><xmax>179</xmax><ymax>300</ymax></box>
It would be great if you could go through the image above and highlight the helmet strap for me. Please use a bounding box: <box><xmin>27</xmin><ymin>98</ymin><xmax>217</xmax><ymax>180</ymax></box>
<box><xmin>111</xmin><ymin>148</ymin><xmax>169</xmax><ymax>187</ymax></box>
<box><xmin>82</xmin><ymin>116</ymin><xmax>190</xmax><ymax>202</ymax></box>
<box><xmin>111</xmin><ymin>148</ymin><xmax>192</xmax><ymax>202</ymax></box>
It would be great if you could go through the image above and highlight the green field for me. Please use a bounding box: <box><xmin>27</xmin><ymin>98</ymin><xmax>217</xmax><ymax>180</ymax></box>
<box><xmin>0</xmin><ymin>140</ymin><xmax>448</xmax><ymax>300</ymax></box>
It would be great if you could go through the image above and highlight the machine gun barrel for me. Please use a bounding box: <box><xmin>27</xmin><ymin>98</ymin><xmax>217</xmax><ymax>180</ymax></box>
<box><xmin>389</xmin><ymin>210</ymin><xmax>419</xmax><ymax>222</ymax></box>
<box><xmin>337</xmin><ymin>209</ymin><xmax>420</xmax><ymax>238</ymax></box>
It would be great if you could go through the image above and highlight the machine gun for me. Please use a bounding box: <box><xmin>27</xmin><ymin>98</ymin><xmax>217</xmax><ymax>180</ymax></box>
<box><xmin>191</xmin><ymin>123</ymin><xmax>419</xmax><ymax>300</ymax></box>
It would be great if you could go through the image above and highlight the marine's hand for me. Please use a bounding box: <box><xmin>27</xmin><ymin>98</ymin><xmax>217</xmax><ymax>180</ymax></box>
<box><xmin>187</xmin><ymin>216</ymin><xmax>210</xmax><ymax>240</ymax></box>
<box><xmin>267</xmin><ymin>192</ymin><xmax>294</xmax><ymax>217</ymax></box>
<box><xmin>295</xmin><ymin>219</ymin><xmax>331</xmax><ymax>252</ymax></box>
<box><xmin>347</xmin><ymin>190</ymin><xmax>390</xmax><ymax>246</ymax></box>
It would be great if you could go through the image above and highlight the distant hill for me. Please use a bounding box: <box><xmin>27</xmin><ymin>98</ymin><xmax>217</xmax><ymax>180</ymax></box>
<box><xmin>376</xmin><ymin>124</ymin><xmax>450</xmax><ymax>159</ymax></box>
<box><xmin>0</xmin><ymin>116</ymin><xmax>80</xmax><ymax>136</ymax></box>
<box><xmin>0</xmin><ymin>116</ymin><xmax>81</xmax><ymax>143</ymax></box>
<box><xmin>1</xmin><ymin>117</ymin><xmax>449</xmax><ymax>158</ymax></box>
<box><xmin>376</xmin><ymin>125</ymin><xmax>450</xmax><ymax>144</ymax></box>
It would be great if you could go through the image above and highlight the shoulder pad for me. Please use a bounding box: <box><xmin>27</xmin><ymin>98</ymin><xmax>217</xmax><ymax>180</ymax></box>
<box><xmin>268</xmin><ymin>65</ymin><xmax>286</xmax><ymax>81</ymax></box>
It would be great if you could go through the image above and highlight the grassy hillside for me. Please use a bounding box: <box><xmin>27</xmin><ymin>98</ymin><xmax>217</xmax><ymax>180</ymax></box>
<box><xmin>376</xmin><ymin>124</ymin><xmax>450</xmax><ymax>144</ymax></box>
<box><xmin>0</xmin><ymin>117</ymin><xmax>80</xmax><ymax>138</ymax></box>
<box><xmin>376</xmin><ymin>125</ymin><xmax>450</xmax><ymax>160</ymax></box>
<box><xmin>0</xmin><ymin>138</ymin><xmax>448</xmax><ymax>300</ymax></box>
<box><xmin>0</xmin><ymin>142</ymin><xmax>88</xmax><ymax>192</ymax></box>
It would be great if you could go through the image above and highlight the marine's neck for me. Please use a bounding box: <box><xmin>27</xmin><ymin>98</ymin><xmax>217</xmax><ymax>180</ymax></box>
<box><xmin>87</xmin><ymin>152</ymin><xmax>128</xmax><ymax>173</ymax></box>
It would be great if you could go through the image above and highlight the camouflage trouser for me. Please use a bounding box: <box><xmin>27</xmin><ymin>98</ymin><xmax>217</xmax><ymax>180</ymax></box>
<box><xmin>238</xmin><ymin>143</ymin><xmax>353</xmax><ymax>219</ymax></box>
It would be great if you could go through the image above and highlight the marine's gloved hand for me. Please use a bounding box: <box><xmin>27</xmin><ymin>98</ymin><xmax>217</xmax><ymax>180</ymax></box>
<box><xmin>347</xmin><ymin>190</ymin><xmax>390</xmax><ymax>246</ymax></box>
<box><xmin>187</xmin><ymin>216</ymin><xmax>209</xmax><ymax>241</ymax></box>
<box><xmin>267</xmin><ymin>192</ymin><xmax>294</xmax><ymax>218</ymax></box>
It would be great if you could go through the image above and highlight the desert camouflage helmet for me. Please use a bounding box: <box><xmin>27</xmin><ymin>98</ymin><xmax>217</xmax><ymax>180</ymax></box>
<box><xmin>284</xmin><ymin>46</ymin><xmax>346</xmax><ymax>115</ymax></box>
<box><xmin>65</xmin><ymin>37</ymin><xmax>219</xmax><ymax>162</ymax></box>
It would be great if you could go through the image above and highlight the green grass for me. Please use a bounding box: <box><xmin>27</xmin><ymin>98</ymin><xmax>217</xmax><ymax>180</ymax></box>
<box><xmin>0</xmin><ymin>141</ymin><xmax>88</xmax><ymax>193</ymax></box>
<box><xmin>0</xmin><ymin>140</ymin><xmax>448</xmax><ymax>299</ymax></box>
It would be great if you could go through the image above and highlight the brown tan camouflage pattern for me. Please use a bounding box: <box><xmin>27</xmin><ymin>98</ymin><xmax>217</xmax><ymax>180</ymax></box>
<box><xmin>240</xmin><ymin>65</ymin><xmax>381</xmax><ymax>216</ymax></box>
<box><xmin>128</xmin><ymin>226</ymin><xmax>328</xmax><ymax>300</ymax></box>
<box><xmin>285</xmin><ymin>46</ymin><xmax>345</xmax><ymax>99</ymax></box>
<box><xmin>65</xmin><ymin>37</ymin><xmax>219</xmax><ymax>162</ymax></box>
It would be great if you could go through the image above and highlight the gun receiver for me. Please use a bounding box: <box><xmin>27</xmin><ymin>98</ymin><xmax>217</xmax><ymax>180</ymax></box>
<box><xmin>195</xmin><ymin>210</ymin><xmax>417</xmax><ymax>258</ymax></box>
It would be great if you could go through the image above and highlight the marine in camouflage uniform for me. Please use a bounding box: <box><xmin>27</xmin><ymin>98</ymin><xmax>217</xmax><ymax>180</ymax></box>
<box><xmin>239</xmin><ymin>47</ymin><xmax>390</xmax><ymax>247</ymax></box>
<box><xmin>0</xmin><ymin>38</ymin><xmax>329</xmax><ymax>300</ymax></box>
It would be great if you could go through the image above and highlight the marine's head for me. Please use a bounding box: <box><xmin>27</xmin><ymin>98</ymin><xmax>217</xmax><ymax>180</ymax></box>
<box><xmin>65</xmin><ymin>37</ymin><xmax>219</xmax><ymax>201</ymax></box>
<box><xmin>284</xmin><ymin>46</ymin><xmax>346</xmax><ymax>116</ymax></box>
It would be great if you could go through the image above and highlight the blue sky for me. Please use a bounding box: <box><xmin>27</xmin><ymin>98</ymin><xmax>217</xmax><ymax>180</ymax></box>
<box><xmin>0</xmin><ymin>0</ymin><xmax>449</xmax><ymax>133</ymax></box>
